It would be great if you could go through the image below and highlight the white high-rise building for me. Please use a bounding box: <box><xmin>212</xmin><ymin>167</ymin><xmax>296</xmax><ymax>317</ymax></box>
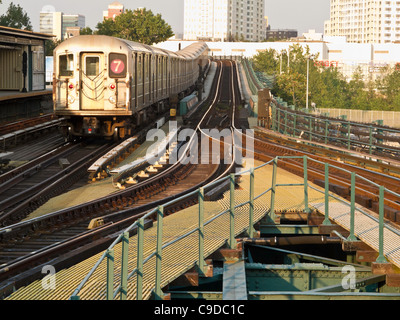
<box><xmin>40</xmin><ymin>11</ymin><xmax>63</xmax><ymax>40</ymax></box>
<box><xmin>325</xmin><ymin>0</ymin><xmax>400</xmax><ymax>43</ymax></box>
<box><xmin>184</xmin><ymin>0</ymin><xmax>266</xmax><ymax>42</ymax></box>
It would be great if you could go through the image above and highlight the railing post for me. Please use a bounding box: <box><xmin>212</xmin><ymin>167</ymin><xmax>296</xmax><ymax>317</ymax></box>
<box><xmin>347</xmin><ymin>172</ymin><xmax>357</xmax><ymax>241</ymax></box>
<box><xmin>106</xmin><ymin>249</ymin><xmax>114</xmax><ymax>301</ymax></box>
<box><xmin>154</xmin><ymin>205</ymin><xmax>164</xmax><ymax>300</ymax></box>
<box><xmin>229</xmin><ymin>173</ymin><xmax>236</xmax><ymax>249</ymax></box>
<box><xmin>120</xmin><ymin>231</ymin><xmax>129</xmax><ymax>300</ymax></box>
<box><xmin>323</xmin><ymin>163</ymin><xmax>331</xmax><ymax>225</ymax></box>
<box><xmin>376</xmin><ymin>186</ymin><xmax>388</xmax><ymax>263</ymax></box>
<box><xmin>271</xmin><ymin>104</ymin><xmax>275</xmax><ymax>131</ymax></box>
<box><xmin>347</xmin><ymin>125</ymin><xmax>351</xmax><ymax>150</ymax></box>
<box><xmin>137</xmin><ymin>218</ymin><xmax>144</xmax><ymax>300</ymax></box>
<box><xmin>293</xmin><ymin>114</ymin><xmax>297</xmax><ymax>137</ymax></box>
<box><xmin>303</xmin><ymin>156</ymin><xmax>309</xmax><ymax>213</ymax></box>
<box><xmin>369</xmin><ymin>126</ymin><xmax>373</xmax><ymax>155</ymax></box>
<box><xmin>270</xmin><ymin>158</ymin><xmax>278</xmax><ymax>223</ymax></box>
<box><xmin>277</xmin><ymin>109</ymin><xmax>281</xmax><ymax>133</ymax></box>
<box><xmin>284</xmin><ymin>110</ymin><xmax>288</xmax><ymax>135</ymax></box>
<box><xmin>198</xmin><ymin>187</ymin><xmax>205</xmax><ymax>273</ymax></box>
<box><xmin>249</xmin><ymin>168</ymin><xmax>255</xmax><ymax>238</ymax></box>
<box><xmin>324</xmin><ymin>120</ymin><xmax>328</xmax><ymax>144</ymax></box>
<box><xmin>309</xmin><ymin>116</ymin><xmax>312</xmax><ymax>141</ymax></box>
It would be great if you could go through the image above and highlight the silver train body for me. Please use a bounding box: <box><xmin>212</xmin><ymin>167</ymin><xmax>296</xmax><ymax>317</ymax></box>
<box><xmin>53</xmin><ymin>35</ymin><xmax>209</xmax><ymax>139</ymax></box>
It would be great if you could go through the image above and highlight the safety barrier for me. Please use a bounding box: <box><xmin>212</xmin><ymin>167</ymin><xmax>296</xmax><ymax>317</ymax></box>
<box><xmin>270</xmin><ymin>102</ymin><xmax>400</xmax><ymax>157</ymax></box>
<box><xmin>70</xmin><ymin>155</ymin><xmax>399</xmax><ymax>300</ymax></box>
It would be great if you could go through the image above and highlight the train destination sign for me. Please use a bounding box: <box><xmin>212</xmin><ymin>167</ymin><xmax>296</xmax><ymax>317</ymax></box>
<box><xmin>109</xmin><ymin>53</ymin><xmax>127</xmax><ymax>78</ymax></box>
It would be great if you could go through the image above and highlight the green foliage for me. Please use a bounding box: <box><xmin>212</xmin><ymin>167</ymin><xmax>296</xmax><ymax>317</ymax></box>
<box><xmin>252</xmin><ymin>44</ymin><xmax>400</xmax><ymax>111</ymax></box>
<box><xmin>45</xmin><ymin>39</ymin><xmax>62</xmax><ymax>56</ymax></box>
<box><xmin>80</xmin><ymin>27</ymin><xmax>93</xmax><ymax>35</ymax></box>
<box><xmin>95</xmin><ymin>8</ymin><xmax>173</xmax><ymax>45</ymax></box>
<box><xmin>0</xmin><ymin>2</ymin><xmax>32</xmax><ymax>30</ymax></box>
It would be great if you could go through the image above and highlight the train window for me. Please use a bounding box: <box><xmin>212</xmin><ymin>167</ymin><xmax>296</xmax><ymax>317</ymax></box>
<box><xmin>85</xmin><ymin>56</ymin><xmax>100</xmax><ymax>77</ymax></box>
<box><xmin>109</xmin><ymin>53</ymin><xmax>127</xmax><ymax>78</ymax></box>
<box><xmin>59</xmin><ymin>54</ymin><xmax>74</xmax><ymax>77</ymax></box>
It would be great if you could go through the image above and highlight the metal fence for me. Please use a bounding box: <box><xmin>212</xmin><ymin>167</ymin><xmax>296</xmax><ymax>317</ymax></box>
<box><xmin>69</xmin><ymin>154</ymin><xmax>399</xmax><ymax>300</ymax></box>
<box><xmin>271</xmin><ymin>100</ymin><xmax>400</xmax><ymax>157</ymax></box>
<box><xmin>314</xmin><ymin>108</ymin><xmax>400</xmax><ymax>129</ymax></box>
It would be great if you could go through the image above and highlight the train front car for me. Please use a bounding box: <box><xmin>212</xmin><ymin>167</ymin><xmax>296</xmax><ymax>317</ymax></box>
<box><xmin>53</xmin><ymin>35</ymin><xmax>133</xmax><ymax>140</ymax></box>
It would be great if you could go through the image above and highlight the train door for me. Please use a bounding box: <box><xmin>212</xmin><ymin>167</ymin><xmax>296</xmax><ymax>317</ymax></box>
<box><xmin>80</xmin><ymin>52</ymin><xmax>105</xmax><ymax>110</ymax></box>
<box><xmin>136</xmin><ymin>53</ymin><xmax>143</xmax><ymax>108</ymax></box>
<box><xmin>163</xmin><ymin>56</ymin><xmax>167</xmax><ymax>96</ymax></box>
<box><xmin>132</xmin><ymin>52</ymin><xmax>137</xmax><ymax>110</ymax></box>
<box><xmin>144</xmin><ymin>54</ymin><xmax>149</xmax><ymax>105</ymax></box>
<box><xmin>158</xmin><ymin>56</ymin><xmax>162</xmax><ymax>98</ymax></box>
<box><xmin>151</xmin><ymin>55</ymin><xmax>155</xmax><ymax>103</ymax></box>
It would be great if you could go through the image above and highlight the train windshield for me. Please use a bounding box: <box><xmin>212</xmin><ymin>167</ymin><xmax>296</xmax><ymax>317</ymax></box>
<box><xmin>59</xmin><ymin>54</ymin><xmax>74</xmax><ymax>77</ymax></box>
<box><xmin>85</xmin><ymin>56</ymin><xmax>100</xmax><ymax>77</ymax></box>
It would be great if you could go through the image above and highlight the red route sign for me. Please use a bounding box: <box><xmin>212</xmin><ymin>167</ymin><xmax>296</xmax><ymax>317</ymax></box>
<box><xmin>111</xmin><ymin>59</ymin><xmax>125</xmax><ymax>74</ymax></box>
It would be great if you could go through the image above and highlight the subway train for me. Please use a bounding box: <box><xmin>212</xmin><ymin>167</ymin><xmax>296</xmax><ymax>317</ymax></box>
<box><xmin>53</xmin><ymin>35</ymin><xmax>209</xmax><ymax>140</ymax></box>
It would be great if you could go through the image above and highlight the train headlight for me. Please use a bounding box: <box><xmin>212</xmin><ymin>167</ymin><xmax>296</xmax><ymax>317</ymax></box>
<box><xmin>109</xmin><ymin>96</ymin><xmax>116</xmax><ymax>104</ymax></box>
<box><xmin>68</xmin><ymin>83</ymin><xmax>74</xmax><ymax>90</ymax></box>
<box><xmin>109</xmin><ymin>83</ymin><xmax>116</xmax><ymax>90</ymax></box>
<box><xmin>68</xmin><ymin>95</ymin><xmax>75</xmax><ymax>104</ymax></box>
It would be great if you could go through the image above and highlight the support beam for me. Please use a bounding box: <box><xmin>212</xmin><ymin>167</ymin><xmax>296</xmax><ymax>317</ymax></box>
<box><xmin>222</xmin><ymin>261</ymin><xmax>247</xmax><ymax>300</ymax></box>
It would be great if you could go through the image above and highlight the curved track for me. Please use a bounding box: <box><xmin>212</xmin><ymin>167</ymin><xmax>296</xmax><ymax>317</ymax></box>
<box><xmin>0</xmin><ymin>60</ymin><xmax>241</xmax><ymax>295</ymax></box>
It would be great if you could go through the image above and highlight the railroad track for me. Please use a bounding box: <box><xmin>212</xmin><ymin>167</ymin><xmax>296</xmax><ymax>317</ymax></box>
<box><xmin>0</xmin><ymin>59</ymin><xmax>242</xmax><ymax>296</ymax></box>
<box><xmin>0</xmin><ymin>141</ymin><xmax>117</xmax><ymax>226</ymax></box>
<box><xmin>0</xmin><ymin>114</ymin><xmax>58</xmax><ymax>136</ymax></box>
<box><xmin>235</xmin><ymin>127</ymin><xmax>400</xmax><ymax>226</ymax></box>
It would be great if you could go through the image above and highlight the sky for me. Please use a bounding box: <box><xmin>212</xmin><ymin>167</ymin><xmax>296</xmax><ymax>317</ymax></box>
<box><xmin>0</xmin><ymin>0</ymin><xmax>330</xmax><ymax>36</ymax></box>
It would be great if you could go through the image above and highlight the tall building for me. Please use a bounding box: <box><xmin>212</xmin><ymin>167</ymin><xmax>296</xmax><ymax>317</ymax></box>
<box><xmin>40</xmin><ymin>11</ymin><xmax>63</xmax><ymax>40</ymax></box>
<box><xmin>40</xmin><ymin>10</ymin><xmax>85</xmax><ymax>41</ymax></box>
<box><xmin>63</xmin><ymin>14</ymin><xmax>85</xmax><ymax>39</ymax></box>
<box><xmin>103</xmin><ymin>1</ymin><xmax>125</xmax><ymax>20</ymax></box>
<box><xmin>184</xmin><ymin>0</ymin><xmax>266</xmax><ymax>42</ymax></box>
<box><xmin>325</xmin><ymin>0</ymin><xmax>400</xmax><ymax>43</ymax></box>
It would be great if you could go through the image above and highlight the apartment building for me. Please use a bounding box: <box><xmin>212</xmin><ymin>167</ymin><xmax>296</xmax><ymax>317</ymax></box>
<box><xmin>40</xmin><ymin>11</ymin><xmax>63</xmax><ymax>40</ymax></box>
<box><xmin>40</xmin><ymin>11</ymin><xmax>85</xmax><ymax>41</ymax></box>
<box><xmin>184</xmin><ymin>0</ymin><xmax>266</xmax><ymax>42</ymax></box>
<box><xmin>103</xmin><ymin>1</ymin><xmax>125</xmax><ymax>20</ymax></box>
<box><xmin>62</xmin><ymin>15</ymin><xmax>85</xmax><ymax>39</ymax></box>
<box><xmin>325</xmin><ymin>0</ymin><xmax>400</xmax><ymax>43</ymax></box>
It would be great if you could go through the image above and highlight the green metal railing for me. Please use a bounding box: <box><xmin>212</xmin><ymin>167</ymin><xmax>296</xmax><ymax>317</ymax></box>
<box><xmin>270</xmin><ymin>103</ymin><xmax>400</xmax><ymax>157</ymax></box>
<box><xmin>70</xmin><ymin>155</ymin><xmax>399</xmax><ymax>300</ymax></box>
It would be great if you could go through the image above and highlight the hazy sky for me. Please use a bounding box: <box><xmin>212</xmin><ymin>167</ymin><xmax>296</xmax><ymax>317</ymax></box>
<box><xmin>0</xmin><ymin>0</ymin><xmax>330</xmax><ymax>36</ymax></box>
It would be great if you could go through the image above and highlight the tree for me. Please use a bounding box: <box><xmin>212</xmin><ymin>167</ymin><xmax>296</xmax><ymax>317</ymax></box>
<box><xmin>96</xmin><ymin>8</ymin><xmax>174</xmax><ymax>45</ymax></box>
<box><xmin>95</xmin><ymin>18</ymin><xmax>117</xmax><ymax>36</ymax></box>
<box><xmin>275</xmin><ymin>71</ymin><xmax>307</xmax><ymax>107</ymax></box>
<box><xmin>45</xmin><ymin>39</ymin><xmax>62</xmax><ymax>56</ymax></box>
<box><xmin>80</xmin><ymin>27</ymin><xmax>93</xmax><ymax>35</ymax></box>
<box><xmin>0</xmin><ymin>2</ymin><xmax>32</xmax><ymax>30</ymax></box>
<box><xmin>252</xmin><ymin>48</ymin><xmax>280</xmax><ymax>75</ymax></box>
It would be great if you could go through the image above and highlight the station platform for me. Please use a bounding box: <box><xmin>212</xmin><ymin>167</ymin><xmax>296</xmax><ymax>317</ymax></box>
<box><xmin>0</xmin><ymin>87</ymin><xmax>52</xmax><ymax>102</ymax></box>
<box><xmin>6</xmin><ymin>156</ymin><xmax>400</xmax><ymax>300</ymax></box>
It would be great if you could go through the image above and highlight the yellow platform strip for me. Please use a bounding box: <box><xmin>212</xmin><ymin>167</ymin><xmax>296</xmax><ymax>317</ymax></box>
<box><xmin>5</xmin><ymin>161</ymin><xmax>363</xmax><ymax>300</ymax></box>
<box><xmin>312</xmin><ymin>201</ymin><xmax>400</xmax><ymax>269</ymax></box>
